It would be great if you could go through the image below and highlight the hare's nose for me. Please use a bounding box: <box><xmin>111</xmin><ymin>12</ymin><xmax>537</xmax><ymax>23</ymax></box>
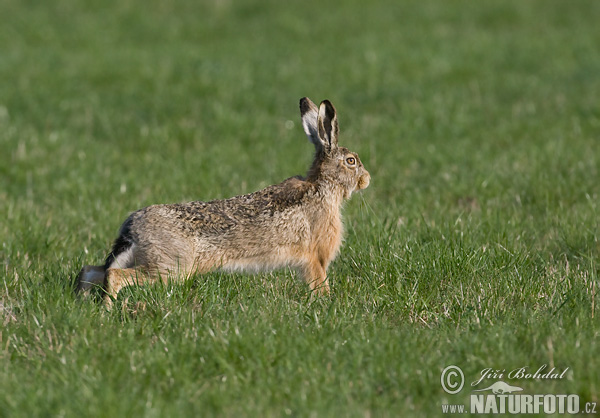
<box><xmin>358</xmin><ymin>172</ymin><xmax>370</xmax><ymax>190</ymax></box>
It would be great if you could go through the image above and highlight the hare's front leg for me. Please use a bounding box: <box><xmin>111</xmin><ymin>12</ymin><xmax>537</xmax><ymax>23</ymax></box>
<box><xmin>303</xmin><ymin>258</ymin><xmax>330</xmax><ymax>295</ymax></box>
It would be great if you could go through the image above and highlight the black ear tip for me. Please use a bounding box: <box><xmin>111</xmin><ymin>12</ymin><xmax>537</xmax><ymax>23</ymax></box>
<box><xmin>320</xmin><ymin>99</ymin><xmax>334</xmax><ymax>108</ymax></box>
<box><xmin>299</xmin><ymin>97</ymin><xmax>311</xmax><ymax>114</ymax></box>
<box><xmin>319</xmin><ymin>99</ymin><xmax>336</xmax><ymax>117</ymax></box>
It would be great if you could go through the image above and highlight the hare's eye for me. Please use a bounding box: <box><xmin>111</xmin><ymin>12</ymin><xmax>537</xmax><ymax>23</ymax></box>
<box><xmin>346</xmin><ymin>157</ymin><xmax>356</xmax><ymax>165</ymax></box>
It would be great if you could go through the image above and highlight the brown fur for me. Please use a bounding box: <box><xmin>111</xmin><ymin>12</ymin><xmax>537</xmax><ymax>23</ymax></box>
<box><xmin>76</xmin><ymin>98</ymin><xmax>370</xmax><ymax>307</ymax></box>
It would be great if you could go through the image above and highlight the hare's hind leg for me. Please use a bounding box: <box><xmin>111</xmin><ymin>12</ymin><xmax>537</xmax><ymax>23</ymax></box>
<box><xmin>103</xmin><ymin>268</ymin><xmax>158</xmax><ymax>308</ymax></box>
<box><xmin>76</xmin><ymin>265</ymin><xmax>106</xmax><ymax>293</ymax></box>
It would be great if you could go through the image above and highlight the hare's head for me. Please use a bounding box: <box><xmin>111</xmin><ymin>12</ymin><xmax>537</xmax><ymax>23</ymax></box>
<box><xmin>300</xmin><ymin>97</ymin><xmax>370</xmax><ymax>198</ymax></box>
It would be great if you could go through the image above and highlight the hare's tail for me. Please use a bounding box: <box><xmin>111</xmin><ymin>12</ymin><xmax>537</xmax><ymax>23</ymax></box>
<box><xmin>76</xmin><ymin>218</ymin><xmax>136</xmax><ymax>293</ymax></box>
<box><xmin>103</xmin><ymin>217</ymin><xmax>135</xmax><ymax>271</ymax></box>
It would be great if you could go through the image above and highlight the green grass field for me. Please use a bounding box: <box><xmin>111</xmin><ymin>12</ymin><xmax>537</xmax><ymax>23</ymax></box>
<box><xmin>1</xmin><ymin>0</ymin><xmax>599</xmax><ymax>416</ymax></box>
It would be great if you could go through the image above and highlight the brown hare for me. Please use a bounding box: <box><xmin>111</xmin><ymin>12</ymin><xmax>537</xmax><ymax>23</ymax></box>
<box><xmin>77</xmin><ymin>98</ymin><xmax>370</xmax><ymax>306</ymax></box>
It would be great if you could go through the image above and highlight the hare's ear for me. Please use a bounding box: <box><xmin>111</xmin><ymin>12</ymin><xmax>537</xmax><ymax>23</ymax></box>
<box><xmin>317</xmin><ymin>100</ymin><xmax>338</xmax><ymax>152</ymax></box>
<box><xmin>300</xmin><ymin>97</ymin><xmax>322</xmax><ymax>151</ymax></box>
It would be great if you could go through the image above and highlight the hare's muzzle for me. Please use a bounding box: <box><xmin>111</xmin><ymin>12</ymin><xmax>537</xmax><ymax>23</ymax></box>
<box><xmin>357</xmin><ymin>171</ymin><xmax>370</xmax><ymax>190</ymax></box>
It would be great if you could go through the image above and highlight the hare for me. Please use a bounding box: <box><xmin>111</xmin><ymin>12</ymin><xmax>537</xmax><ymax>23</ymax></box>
<box><xmin>76</xmin><ymin>98</ymin><xmax>370</xmax><ymax>306</ymax></box>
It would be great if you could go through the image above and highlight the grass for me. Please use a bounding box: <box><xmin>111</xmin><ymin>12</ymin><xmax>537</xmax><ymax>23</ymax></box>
<box><xmin>1</xmin><ymin>0</ymin><xmax>599</xmax><ymax>416</ymax></box>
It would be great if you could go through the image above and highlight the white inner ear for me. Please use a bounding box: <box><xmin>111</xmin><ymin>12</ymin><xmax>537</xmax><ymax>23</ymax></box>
<box><xmin>318</xmin><ymin>103</ymin><xmax>327</xmax><ymax>124</ymax></box>
<box><xmin>302</xmin><ymin>111</ymin><xmax>318</xmax><ymax>140</ymax></box>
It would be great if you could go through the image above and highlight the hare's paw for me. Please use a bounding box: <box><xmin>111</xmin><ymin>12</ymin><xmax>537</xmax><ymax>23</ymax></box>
<box><xmin>76</xmin><ymin>265</ymin><xmax>105</xmax><ymax>294</ymax></box>
<box><xmin>312</xmin><ymin>280</ymin><xmax>331</xmax><ymax>296</ymax></box>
